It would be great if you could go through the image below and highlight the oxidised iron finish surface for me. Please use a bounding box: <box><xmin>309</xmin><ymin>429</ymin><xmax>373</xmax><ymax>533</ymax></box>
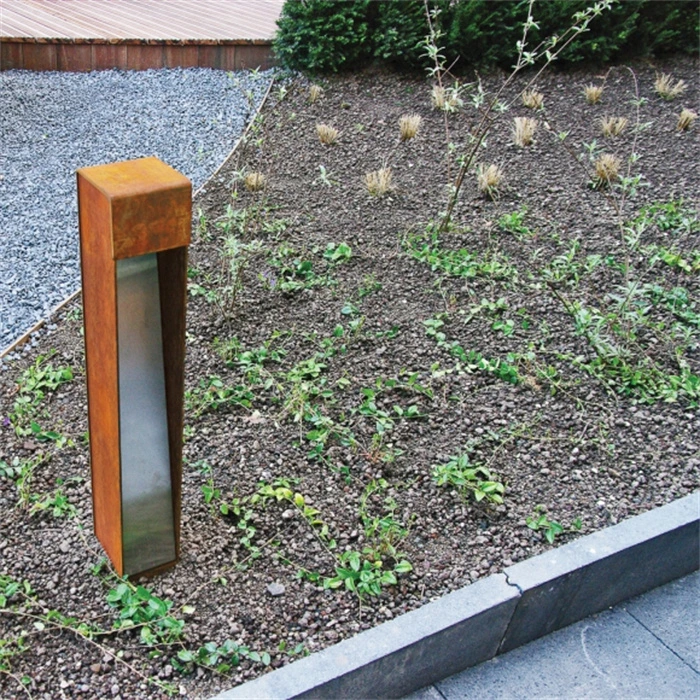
<box><xmin>78</xmin><ymin>156</ymin><xmax>191</xmax><ymax>259</ymax></box>
<box><xmin>77</xmin><ymin>156</ymin><xmax>191</xmax><ymax>577</ymax></box>
<box><xmin>78</xmin><ymin>173</ymin><xmax>123</xmax><ymax>571</ymax></box>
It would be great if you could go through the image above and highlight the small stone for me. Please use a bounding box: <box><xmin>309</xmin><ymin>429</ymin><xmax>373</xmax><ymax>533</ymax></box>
<box><xmin>59</xmin><ymin>541</ymin><xmax>70</xmax><ymax>554</ymax></box>
<box><xmin>282</xmin><ymin>509</ymin><xmax>295</xmax><ymax>520</ymax></box>
<box><xmin>90</xmin><ymin>663</ymin><xmax>101</xmax><ymax>674</ymax></box>
<box><xmin>110</xmin><ymin>685</ymin><xmax>120</xmax><ymax>697</ymax></box>
<box><xmin>266</xmin><ymin>582</ymin><xmax>285</xmax><ymax>597</ymax></box>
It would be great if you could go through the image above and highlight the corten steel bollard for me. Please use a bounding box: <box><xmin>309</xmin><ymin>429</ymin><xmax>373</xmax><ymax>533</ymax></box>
<box><xmin>77</xmin><ymin>156</ymin><xmax>191</xmax><ymax>577</ymax></box>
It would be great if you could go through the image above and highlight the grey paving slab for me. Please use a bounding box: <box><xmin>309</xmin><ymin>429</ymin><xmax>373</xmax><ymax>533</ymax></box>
<box><xmin>625</xmin><ymin>571</ymin><xmax>700</xmax><ymax>673</ymax></box>
<box><xmin>434</xmin><ymin>603</ymin><xmax>700</xmax><ymax>699</ymax></box>
<box><xmin>403</xmin><ymin>686</ymin><xmax>444</xmax><ymax>700</ymax></box>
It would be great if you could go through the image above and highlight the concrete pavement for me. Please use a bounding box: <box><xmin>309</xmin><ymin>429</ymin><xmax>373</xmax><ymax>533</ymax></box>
<box><xmin>408</xmin><ymin>571</ymin><xmax>699</xmax><ymax>700</ymax></box>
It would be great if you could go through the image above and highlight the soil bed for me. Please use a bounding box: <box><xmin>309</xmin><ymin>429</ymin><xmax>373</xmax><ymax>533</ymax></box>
<box><xmin>1</xmin><ymin>55</ymin><xmax>698</xmax><ymax>699</ymax></box>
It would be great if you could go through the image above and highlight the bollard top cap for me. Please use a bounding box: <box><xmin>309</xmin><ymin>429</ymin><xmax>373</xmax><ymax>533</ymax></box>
<box><xmin>77</xmin><ymin>156</ymin><xmax>192</xmax><ymax>259</ymax></box>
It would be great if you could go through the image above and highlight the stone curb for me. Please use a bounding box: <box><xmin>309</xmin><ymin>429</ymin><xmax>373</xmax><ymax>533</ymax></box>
<box><xmin>213</xmin><ymin>493</ymin><xmax>699</xmax><ymax>699</ymax></box>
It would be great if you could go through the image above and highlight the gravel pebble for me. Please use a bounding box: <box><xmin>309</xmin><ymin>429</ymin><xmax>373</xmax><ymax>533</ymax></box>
<box><xmin>0</xmin><ymin>68</ymin><xmax>272</xmax><ymax>350</ymax></box>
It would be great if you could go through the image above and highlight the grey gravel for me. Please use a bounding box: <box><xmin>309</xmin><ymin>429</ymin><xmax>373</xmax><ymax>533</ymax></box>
<box><xmin>0</xmin><ymin>67</ymin><xmax>272</xmax><ymax>352</ymax></box>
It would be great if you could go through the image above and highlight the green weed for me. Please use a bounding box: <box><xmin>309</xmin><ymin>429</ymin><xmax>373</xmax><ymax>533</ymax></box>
<box><xmin>175</xmin><ymin>640</ymin><xmax>270</xmax><ymax>675</ymax></box>
<box><xmin>322</xmin><ymin>551</ymin><xmax>412</xmax><ymax>599</ymax></box>
<box><xmin>526</xmin><ymin>505</ymin><xmax>582</xmax><ymax>544</ymax></box>
<box><xmin>424</xmin><ymin>317</ymin><xmax>521</xmax><ymax>384</ymax></box>
<box><xmin>10</xmin><ymin>354</ymin><xmax>72</xmax><ymax>436</ymax></box>
<box><xmin>433</xmin><ymin>453</ymin><xmax>505</xmax><ymax>504</ymax></box>
<box><xmin>632</xmin><ymin>199</ymin><xmax>699</xmax><ymax>236</ymax></box>
<box><xmin>266</xmin><ymin>245</ymin><xmax>334</xmax><ymax>293</ymax></box>
<box><xmin>405</xmin><ymin>229</ymin><xmax>516</xmax><ymax>281</ymax></box>
<box><xmin>0</xmin><ymin>453</ymin><xmax>48</xmax><ymax>510</ymax></box>
<box><xmin>106</xmin><ymin>582</ymin><xmax>184</xmax><ymax>645</ymax></box>
<box><xmin>29</xmin><ymin>478</ymin><xmax>79</xmax><ymax>518</ymax></box>
<box><xmin>186</xmin><ymin>377</ymin><xmax>254</xmax><ymax>418</ymax></box>
<box><xmin>323</xmin><ymin>242</ymin><xmax>352</xmax><ymax>263</ymax></box>
<box><xmin>498</xmin><ymin>207</ymin><xmax>535</xmax><ymax>240</ymax></box>
<box><xmin>551</xmin><ymin>285</ymin><xmax>699</xmax><ymax>405</ymax></box>
<box><xmin>359</xmin><ymin>479</ymin><xmax>411</xmax><ymax>561</ymax></box>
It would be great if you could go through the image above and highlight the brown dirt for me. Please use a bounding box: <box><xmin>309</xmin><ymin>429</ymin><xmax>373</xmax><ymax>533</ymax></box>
<box><xmin>1</xmin><ymin>54</ymin><xmax>698</xmax><ymax>699</ymax></box>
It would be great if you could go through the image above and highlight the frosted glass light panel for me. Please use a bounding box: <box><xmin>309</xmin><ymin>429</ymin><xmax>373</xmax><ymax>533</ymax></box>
<box><xmin>117</xmin><ymin>254</ymin><xmax>176</xmax><ymax>574</ymax></box>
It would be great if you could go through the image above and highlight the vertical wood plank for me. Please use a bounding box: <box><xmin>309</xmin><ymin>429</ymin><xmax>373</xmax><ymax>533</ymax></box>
<box><xmin>217</xmin><ymin>45</ymin><xmax>237</xmax><ymax>71</ymax></box>
<box><xmin>126</xmin><ymin>44</ymin><xmax>165</xmax><ymax>70</ymax></box>
<box><xmin>235</xmin><ymin>44</ymin><xmax>273</xmax><ymax>71</ymax></box>
<box><xmin>93</xmin><ymin>43</ymin><xmax>127</xmax><ymax>70</ymax></box>
<box><xmin>57</xmin><ymin>44</ymin><xmax>93</xmax><ymax>72</ymax></box>
<box><xmin>22</xmin><ymin>43</ymin><xmax>57</xmax><ymax>71</ymax></box>
<box><xmin>197</xmin><ymin>44</ymin><xmax>219</xmax><ymax>69</ymax></box>
<box><xmin>164</xmin><ymin>44</ymin><xmax>199</xmax><ymax>68</ymax></box>
<box><xmin>0</xmin><ymin>42</ymin><xmax>24</xmax><ymax>70</ymax></box>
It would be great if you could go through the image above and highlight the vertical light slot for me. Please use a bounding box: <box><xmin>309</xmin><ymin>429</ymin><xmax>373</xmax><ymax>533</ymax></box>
<box><xmin>117</xmin><ymin>253</ymin><xmax>176</xmax><ymax>574</ymax></box>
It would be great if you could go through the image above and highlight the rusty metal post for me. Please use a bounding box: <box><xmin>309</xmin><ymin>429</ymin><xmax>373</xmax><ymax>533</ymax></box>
<box><xmin>77</xmin><ymin>156</ymin><xmax>191</xmax><ymax>577</ymax></box>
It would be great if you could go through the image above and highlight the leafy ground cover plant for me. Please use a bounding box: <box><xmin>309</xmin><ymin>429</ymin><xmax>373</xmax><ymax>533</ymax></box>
<box><xmin>433</xmin><ymin>453</ymin><xmax>505</xmax><ymax>505</ymax></box>
<box><xmin>526</xmin><ymin>505</ymin><xmax>582</xmax><ymax>544</ymax></box>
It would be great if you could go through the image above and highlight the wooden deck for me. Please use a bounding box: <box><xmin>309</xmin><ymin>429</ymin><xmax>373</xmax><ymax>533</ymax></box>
<box><xmin>0</xmin><ymin>0</ymin><xmax>283</xmax><ymax>71</ymax></box>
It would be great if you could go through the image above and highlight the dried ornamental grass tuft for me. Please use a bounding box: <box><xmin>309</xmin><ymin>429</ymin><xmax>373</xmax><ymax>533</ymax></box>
<box><xmin>677</xmin><ymin>108</ymin><xmax>698</xmax><ymax>131</ymax></box>
<box><xmin>244</xmin><ymin>172</ymin><xmax>266</xmax><ymax>192</ymax></box>
<box><xmin>316</xmin><ymin>123</ymin><xmax>339</xmax><ymax>145</ymax></box>
<box><xmin>431</xmin><ymin>85</ymin><xmax>447</xmax><ymax>110</ymax></box>
<box><xmin>513</xmin><ymin>117</ymin><xmax>538</xmax><ymax>147</ymax></box>
<box><xmin>365</xmin><ymin>167</ymin><xmax>393</xmax><ymax>196</ymax></box>
<box><xmin>593</xmin><ymin>153</ymin><xmax>621</xmax><ymax>188</ymax></box>
<box><xmin>308</xmin><ymin>84</ymin><xmax>324</xmax><ymax>103</ymax></box>
<box><xmin>398</xmin><ymin>114</ymin><xmax>422</xmax><ymax>141</ymax></box>
<box><xmin>431</xmin><ymin>84</ymin><xmax>462</xmax><ymax>112</ymax></box>
<box><xmin>522</xmin><ymin>90</ymin><xmax>544</xmax><ymax>110</ymax></box>
<box><xmin>584</xmin><ymin>84</ymin><xmax>604</xmax><ymax>104</ymax></box>
<box><xmin>476</xmin><ymin>163</ymin><xmax>503</xmax><ymax>200</ymax></box>
<box><xmin>654</xmin><ymin>73</ymin><xmax>687</xmax><ymax>100</ymax></box>
<box><xmin>600</xmin><ymin>116</ymin><xmax>629</xmax><ymax>137</ymax></box>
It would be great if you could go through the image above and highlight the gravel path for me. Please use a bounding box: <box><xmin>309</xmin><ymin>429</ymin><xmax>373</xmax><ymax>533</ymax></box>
<box><xmin>0</xmin><ymin>68</ymin><xmax>273</xmax><ymax>352</ymax></box>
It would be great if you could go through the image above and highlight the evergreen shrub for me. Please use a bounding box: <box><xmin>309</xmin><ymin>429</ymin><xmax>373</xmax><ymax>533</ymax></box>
<box><xmin>272</xmin><ymin>0</ymin><xmax>699</xmax><ymax>74</ymax></box>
